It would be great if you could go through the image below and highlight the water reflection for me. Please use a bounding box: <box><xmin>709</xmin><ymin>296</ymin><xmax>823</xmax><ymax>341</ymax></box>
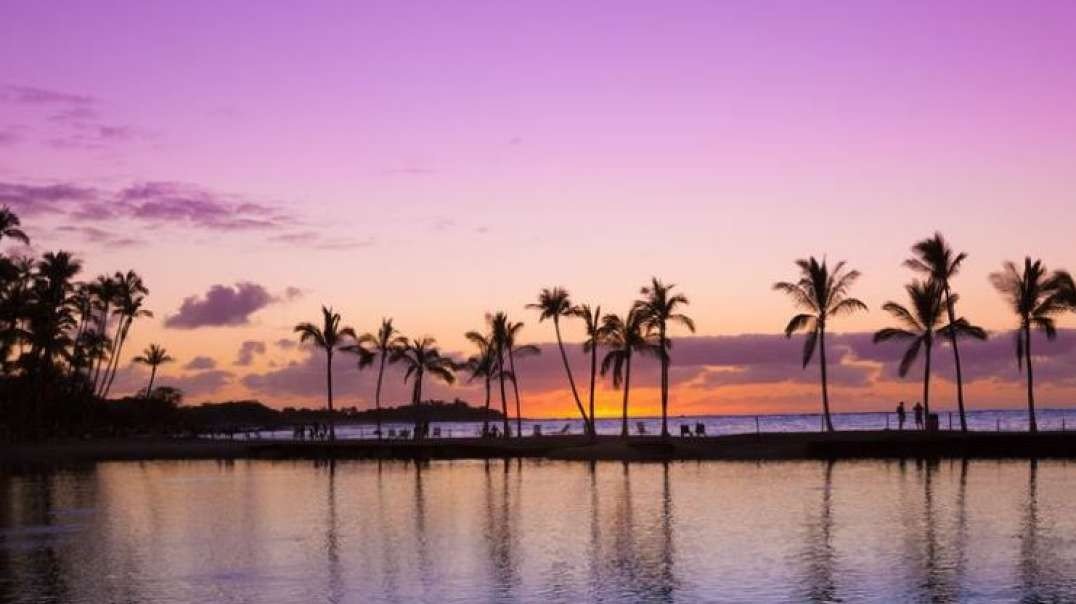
<box><xmin>2</xmin><ymin>459</ymin><xmax>1076</xmax><ymax>603</ymax></box>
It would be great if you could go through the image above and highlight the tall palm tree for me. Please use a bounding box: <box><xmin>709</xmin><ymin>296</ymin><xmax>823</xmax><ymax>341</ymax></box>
<box><xmin>904</xmin><ymin>233</ymin><xmax>976</xmax><ymax>431</ymax></box>
<box><xmin>133</xmin><ymin>343</ymin><xmax>174</xmax><ymax>397</ymax></box>
<box><xmin>463</xmin><ymin>329</ymin><xmax>496</xmax><ymax>436</ymax></box>
<box><xmin>351</xmin><ymin>318</ymin><xmax>405</xmax><ymax>440</ymax></box>
<box><xmin>990</xmin><ymin>258</ymin><xmax>1069</xmax><ymax>432</ymax></box>
<box><xmin>0</xmin><ymin>207</ymin><xmax>30</xmax><ymax>246</ymax></box>
<box><xmin>574</xmin><ymin>304</ymin><xmax>603</xmax><ymax>438</ymax></box>
<box><xmin>504</xmin><ymin>319</ymin><xmax>539</xmax><ymax>439</ymax></box>
<box><xmin>774</xmin><ymin>258</ymin><xmax>866</xmax><ymax>432</ymax></box>
<box><xmin>489</xmin><ymin>312</ymin><xmax>515</xmax><ymax>438</ymax></box>
<box><xmin>89</xmin><ymin>275</ymin><xmax>119</xmax><ymax>392</ymax></box>
<box><xmin>874</xmin><ymin>280</ymin><xmax>985</xmax><ymax>425</ymax></box>
<box><xmin>634</xmin><ymin>278</ymin><xmax>695</xmax><ymax>438</ymax></box>
<box><xmin>391</xmin><ymin>337</ymin><xmax>456</xmax><ymax>438</ymax></box>
<box><xmin>100</xmin><ymin>279</ymin><xmax>152</xmax><ymax>399</ymax></box>
<box><xmin>294</xmin><ymin>306</ymin><xmax>357</xmax><ymax>441</ymax></box>
<box><xmin>527</xmin><ymin>287</ymin><xmax>591</xmax><ymax>434</ymax></box>
<box><xmin>599</xmin><ymin>308</ymin><xmax>657</xmax><ymax>438</ymax></box>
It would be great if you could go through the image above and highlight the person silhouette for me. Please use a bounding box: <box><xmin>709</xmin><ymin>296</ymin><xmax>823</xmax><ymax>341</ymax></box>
<box><xmin>896</xmin><ymin>401</ymin><xmax>906</xmax><ymax>430</ymax></box>
<box><xmin>913</xmin><ymin>402</ymin><xmax>924</xmax><ymax>429</ymax></box>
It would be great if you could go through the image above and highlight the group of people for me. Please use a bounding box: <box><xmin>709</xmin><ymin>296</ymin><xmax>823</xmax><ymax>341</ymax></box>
<box><xmin>292</xmin><ymin>423</ymin><xmax>331</xmax><ymax>441</ymax></box>
<box><xmin>679</xmin><ymin>422</ymin><xmax>708</xmax><ymax>437</ymax></box>
<box><xmin>895</xmin><ymin>401</ymin><xmax>926</xmax><ymax>430</ymax></box>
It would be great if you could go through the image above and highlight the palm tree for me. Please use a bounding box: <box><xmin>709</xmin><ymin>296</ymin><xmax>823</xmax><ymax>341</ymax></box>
<box><xmin>391</xmin><ymin>337</ymin><xmax>456</xmax><ymax>438</ymax></box>
<box><xmin>294</xmin><ymin>306</ymin><xmax>357</xmax><ymax>441</ymax></box>
<box><xmin>990</xmin><ymin>258</ymin><xmax>1069</xmax><ymax>432</ymax></box>
<box><xmin>904</xmin><ymin>233</ymin><xmax>977</xmax><ymax>432</ymax></box>
<box><xmin>100</xmin><ymin>277</ymin><xmax>152</xmax><ymax>399</ymax></box>
<box><xmin>634</xmin><ymin>278</ymin><xmax>695</xmax><ymax>438</ymax></box>
<box><xmin>504</xmin><ymin>319</ymin><xmax>539</xmax><ymax>439</ymax></box>
<box><xmin>774</xmin><ymin>258</ymin><xmax>867</xmax><ymax>432</ymax></box>
<box><xmin>489</xmin><ymin>312</ymin><xmax>515</xmax><ymax>438</ymax></box>
<box><xmin>527</xmin><ymin>287</ymin><xmax>591</xmax><ymax>434</ymax></box>
<box><xmin>874</xmin><ymin>280</ymin><xmax>985</xmax><ymax>425</ymax></box>
<box><xmin>0</xmin><ymin>207</ymin><xmax>30</xmax><ymax>246</ymax></box>
<box><xmin>133</xmin><ymin>344</ymin><xmax>174</xmax><ymax>397</ymax></box>
<box><xmin>89</xmin><ymin>275</ymin><xmax>119</xmax><ymax>392</ymax></box>
<box><xmin>574</xmin><ymin>304</ymin><xmax>603</xmax><ymax>438</ymax></box>
<box><xmin>351</xmin><ymin>318</ymin><xmax>405</xmax><ymax>440</ymax></box>
<box><xmin>463</xmin><ymin>329</ymin><xmax>496</xmax><ymax>436</ymax></box>
<box><xmin>599</xmin><ymin>308</ymin><xmax>657</xmax><ymax>437</ymax></box>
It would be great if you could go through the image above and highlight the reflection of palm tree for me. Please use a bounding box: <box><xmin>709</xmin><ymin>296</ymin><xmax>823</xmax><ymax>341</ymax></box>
<box><xmin>351</xmin><ymin>318</ymin><xmax>405</xmax><ymax>440</ymax></box>
<box><xmin>528</xmin><ymin>287</ymin><xmax>591</xmax><ymax>434</ymax></box>
<box><xmin>294</xmin><ymin>306</ymin><xmax>357</xmax><ymax>441</ymax></box>
<box><xmin>132</xmin><ymin>343</ymin><xmax>174</xmax><ymax>397</ymax></box>
<box><xmin>801</xmin><ymin>460</ymin><xmax>837</xmax><ymax>602</ymax></box>
<box><xmin>990</xmin><ymin>259</ymin><xmax>1069</xmax><ymax>432</ymax></box>
<box><xmin>874</xmin><ymin>280</ymin><xmax>986</xmax><ymax>422</ymax></box>
<box><xmin>392</xmin><ymin>337</ymin><xmax>455</xmax><ymax>437</ymax></box>
<box><xmin>905</xmin><ymin>234</ymin><xmax>975</xmax><ymax>431</ymax></box>
<box><xmin>463</xmin><ymin>329</ymin><xmax>496</xmax><ymax>436</ymax></box>
<box><xmin>599</xmin><ymin>309</ymin><xmax>658</xmax><ymax>437</ymax></box>
<box><xmin>774</xmin><ymin>258</ymin><xmax>866</xmax><ymax>432</ymax></box>
<box><xmin>574</xmin><ymin>304</ymin><xmax>603</xmax><ymax>438</ymax></box>
<box><xmin>634</xmin><ymin>279</ymin><xmax>695</xmax><ymax>438</ymax></box>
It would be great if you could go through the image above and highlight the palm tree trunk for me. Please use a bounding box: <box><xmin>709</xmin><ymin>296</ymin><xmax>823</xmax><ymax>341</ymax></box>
<box><xmin>412</xmin><ymin>370</ymin><xmax>423</xmax><ymax>439</ymax></box>
<box><xmin>621</xmin><ymin>353</ymin><xmax>632</xmax><ymax>438</ymax></box>
<box><xmin>326</xmin><ymin>348</ymin><xmax>335</xmax><ymax>441</ymax></box>
<box><xmin>588</xmin><ymin>336</ymin><xmax>598</xmax><ymax>439</ymax></box>
<box><xmin>101</xmin><ymin>319</ymin><xmax>130</xmax><ymax>399</ymax></box>
<box><xmin>482</xmin><ymin>374</ymin><xmax>491</xmax><ymax>437</ymax></box>
<box><xmin>374</xmin><ymin>351</ymin><xmax>386</xmax><ymax>440</ymax></box>
<box><xmin>91</xmin><ymin>304</ymin><xmax>110</xmax><ymax>391</ymax></box>
<box><xmin>1025</xmin><ymin>324</ymin><xmax>1037</xmax><ymax>433</ymax></box>
<box><xmin>498</xmin><ymin>351</ymin><xmax>509</xmax><ymax>438</ymax></box>
<box><xmin>660</xmin><ymin>326</ymin><xmax>669</xmax><ymax>438</ymax></box>
<box><xmin>508</xmin><ymin>348</ymin><xmax>523</xmax><ymax>438</ymax></box>
<box><xmin>554</xmin><ymin>317</ymin><xmax>591</xmax><ymax>434</ymax></box>
<box><xmin>818</xmin><ymin>326</ymin><xmax>834</xmax><ymax>432</ymax></box>
<box><xmin>146</xmin><ymin>365</ymin><xmax>157</xmax><ymax>398</ymax></box>
<box><xmin>944</xmin><ymin>287</ymin><xmax>968</xmax><ymax>432</ymax></box>
<box><xmin>922</xmin><ymin>339</ymin><xmax>932</xmax><ymax>424</ymax></box>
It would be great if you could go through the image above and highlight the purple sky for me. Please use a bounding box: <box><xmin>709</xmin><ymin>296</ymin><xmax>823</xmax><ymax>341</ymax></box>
<box><xmin>2</xmin><ymin>1</ymin><xmax>1075</xmax><ymax>414</ymax></box>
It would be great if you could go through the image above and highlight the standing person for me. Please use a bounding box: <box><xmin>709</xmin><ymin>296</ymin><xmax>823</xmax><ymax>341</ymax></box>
<box><xmin>913</xmin><ymin>402</ymin><xmax>924</xmax><ymax>429</ymax></box>
<box><xmin>896</xmin><ymin>401</ymin><xmax>906</xmax><ymax>430</ymax></box>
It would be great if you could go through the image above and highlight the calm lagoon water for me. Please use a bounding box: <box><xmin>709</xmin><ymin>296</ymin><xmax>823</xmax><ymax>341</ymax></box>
<box><xmin>3</xmin><ymin>458</ymin><xmax>1076</xmax><ymax>603</ymax></box>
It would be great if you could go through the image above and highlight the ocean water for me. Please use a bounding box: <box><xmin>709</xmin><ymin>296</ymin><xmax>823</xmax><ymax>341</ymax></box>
<box><xmin>2</xmin><ymin>458</ymin><xmax>1075</xmax><ymax>602</ymax></box>
<box><xmin>254</xmin><ymin>408</ymin><xmax>1076</xmax><ymax>440</ymax></box>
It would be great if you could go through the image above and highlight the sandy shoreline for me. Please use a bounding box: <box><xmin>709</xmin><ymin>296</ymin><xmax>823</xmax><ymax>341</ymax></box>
<box><xmin>3</xmin><ymin>431</ymin><xmax>1076</xmax><ymax>467</ymax></box>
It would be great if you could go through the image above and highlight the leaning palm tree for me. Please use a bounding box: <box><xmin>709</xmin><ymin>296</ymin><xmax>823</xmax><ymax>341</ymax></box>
<box><xmin>874</xmin><ymin>280</ymin><xmax>986</xmax><ymax>425</ymax></box>
<box><xmin>634</xmin><ymin>278</ymin><xmax>695</xmax><ymax>438</ymax></box>
<box><xmin>133</xmin><ymin>344</ymin><xmax>174</xmax><ymax>397</ymax></box>
<box><xmin>463</xmin><ymin>329</ymin><xmax>496</xmax><ymax>436</ymax></box>
<box><xmin>294</xmin><ymin>306</ymin><xmax>357</xmax><ymax>441</ymax></box>
<box><xmin>391</xmin><ymin>337</ymin><xmax>456</xmax><ymax>438</ymax></box>
<box><xmin>98</xmin><ymin>270</ymin><xmax>151</xmax><ymax>399</ymax></box>
<box><xmin>489</xmin><ymin>312</ymin><xmax>516</xmax><ymax>438</ymax></box>
<box><xmin>990</xmin><ymin>258</ymin><xmax>1069</xmax><ymax>432</ymax></box>
<box><xmin>904</xmin><ymin>233</ymin><xmax>976</xmax><ymax>431</ymax></box>
<box><xmin>0</xmin><ymin>207</ymin><xmax>30</xmax><ymax>246</ymax></box>
<box><xmin>574</xmin><ymin>304</ymin><xmax>603</xmax><ymax>438</ymax></box>
<box><xmin>527</xmin><ymin>287</ymin><xmax>591</xmax><ymax>434</ymax></box>
<box><xmin>350</xmin><ymin>318</ymin><xmax>405</xmax><ymax>440</ymax></box>
<box><xmin>503</xmin><ymin>319</ymin><xmax>540</xmax><ymax>438</ymax></box>
<box><xmin>774</xmin><ymin>258</ymin><xmax>867</xmax><ymax>432</ymax></box>
<box><xmin>599</xmin><ymin>308</ymin><xmax>658</xmax><ymax>437</ymax></box>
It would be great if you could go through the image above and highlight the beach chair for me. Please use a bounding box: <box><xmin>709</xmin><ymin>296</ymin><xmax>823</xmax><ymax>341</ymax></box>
<box><xmin>558</xmin><ymin>424</ymin><xmax>571</xmax><ymax>434</ymax></box>
<box><xmin>680</xmin><ymin>424</ymin><xmax>691</xmax><ymax>437</ymax></box>
<box><xmin>636</xmin><ymin>422</ymin><xmax>647</xmax><ymax>435</ymax></box>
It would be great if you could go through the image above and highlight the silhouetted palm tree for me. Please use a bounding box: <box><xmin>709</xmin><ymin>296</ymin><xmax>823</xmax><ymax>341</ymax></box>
<box><xmin>874</xmin><ymin>280</ymin><xmax>985</xmax><ymax>424</ymax></box>
<box><xmin>489</xmin><ymin>312</ymin><xmax>516</xmax><ymax>438</ymax></box>
<box><xmin>634</xmin><ymin>278</ymin><xmax>694</xmax><ymax>438</ymax></box>
<box><xmin>574</xmin><ymin>304</ymin><xmax>603</xmax><ymax>438</ymax></box>
<box><xmin>905</xmin><ymin>233</ymin><xmax>977</xmax><ymax>431</ymax></box>
<box><xmin>599</xmin><ymin>308</ymin><xmax>658</xmax><ymax>437</ymax></box>
<box><xmin>774</xmin><ymin>258</ymin><xmax>866</xmax><ymax>432</ymax></box>
<box><xmin>504</xmin><ymin>319</ymin><xmax>539</xmax><ymax>439</ymax></box>
<box><xmin>99</xmin><ymin>270</ymin><xmax>151</xmax><ymax>399</ymax></box>
<box><xmin>133</xmin><ymin>343</ymin><xmax>174</xmax><ymax>397</ymax></box>
<box><xmin>351</xmin><ymin>318</ymin><xmax>405</xmax><ymax>440</ymax></box>
<box><xmin>527</xmin><ymin>287</ymin><xmax>591</xmax><ymax>434</ymax></box>
<box><xmin>463</xmin><ymin>329</ymin><xmax>496</xmax><ymax>436</ymax></box>
<box><xmin>295</xmin><ymin>306</ymin><xmax>357</xmax><ymax>441</ymax></box>
<box><xmin>89</xmin><ymin>275</ymin><xmax>119</xmax><ymax>392</ymax></box>
<box><xmin>990</xmin><ymin>258</ymin><xmax>1069</xmax><ymax>432</ymax></box>
<box><xmin>391</xmin><ymin>337</ymin><xmax>456</xmax><ymax>438</ymax></box>
<box><xmin>0</xmin><ymin>207</ymin><xmax>30</xmax><ymax>246</ymax></box>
